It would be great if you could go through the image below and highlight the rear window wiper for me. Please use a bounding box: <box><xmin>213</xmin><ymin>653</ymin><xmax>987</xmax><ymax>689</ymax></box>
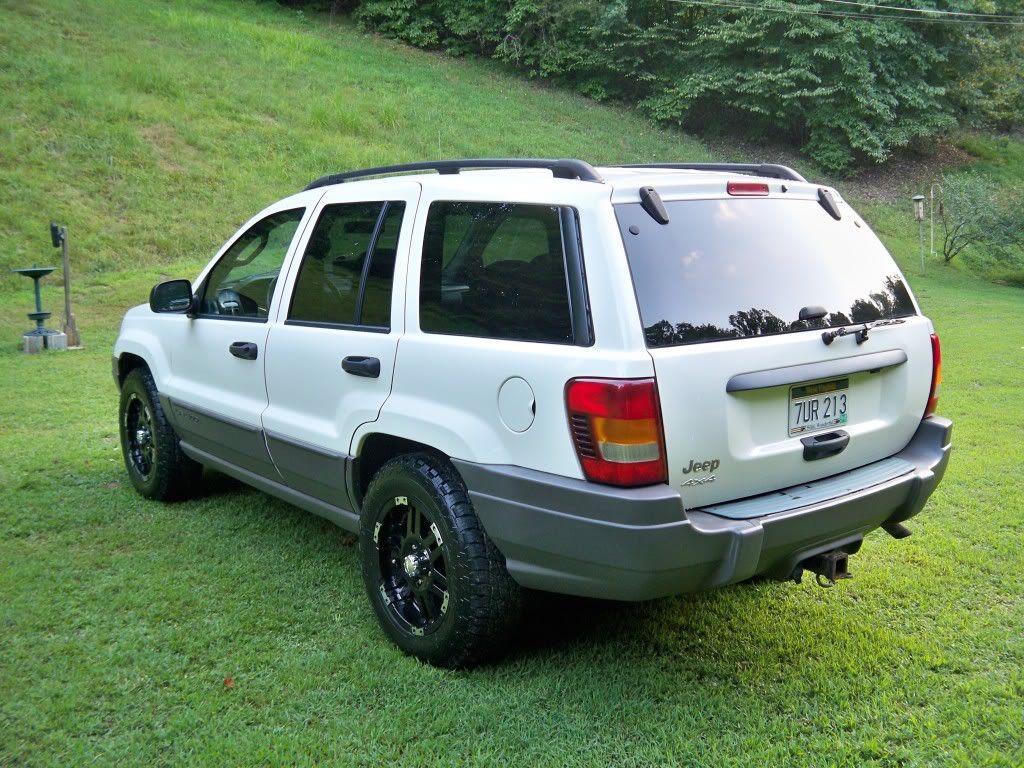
<box><xmin>799</xmin><ymin>305</ymin><xmax>827</xmax><ymax>321</ymax></box>
<box><xmin>822</xmin><ymin>318</ymin><xmax>906</xmax><ymax>346</ymax></box>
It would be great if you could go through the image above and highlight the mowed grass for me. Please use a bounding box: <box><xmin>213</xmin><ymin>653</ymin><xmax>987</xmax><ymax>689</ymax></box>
<box><xmin>1</xmin><ymin>0</ymin><xmax>1023</xmax><ymax>765</ymax></box>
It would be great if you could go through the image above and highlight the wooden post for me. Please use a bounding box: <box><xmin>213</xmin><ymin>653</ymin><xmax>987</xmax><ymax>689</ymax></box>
<box><xmin>59</xmin><ymin>225</ymin><xmax>81</xmax><ymax>348</ymax></box>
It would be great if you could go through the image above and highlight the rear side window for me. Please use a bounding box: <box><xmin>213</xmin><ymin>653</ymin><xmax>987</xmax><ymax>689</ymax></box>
<box><xmin>616</xmin><ymin>198</ymin><xmax>916</xmax><ymax>348</ymax></box>
<box><xmin>419</xmin><ymin>202</ymin><xmax>574</xmax><ymax>344</ymax></box>
<box><xmin>289</xmin><ymin>201</ymin><xmax>405</xmax><ymax>329</ymax></box>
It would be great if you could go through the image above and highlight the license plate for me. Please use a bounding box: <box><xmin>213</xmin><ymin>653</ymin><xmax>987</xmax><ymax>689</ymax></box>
<box><xmin>789</xmin><ymin>378</ymin><xmax>849</xmax><ymax>436</ymax></box>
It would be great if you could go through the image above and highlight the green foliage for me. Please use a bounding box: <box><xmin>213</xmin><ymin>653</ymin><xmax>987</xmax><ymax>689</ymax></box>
<box><xmin>355</xmin><ymin>0</ymin><xmax>443</xmax><ymax>47</ymax></box>
<box><xmin>351</xmin><ymin>0</ymin><xmax>1023</xmax><ymax>172</ymax></box>
<box><xmin>956</xmin><ymin>29</ymin><xmax>1024</xmax><ymax>129</ymax></box>
<box><xmin>629</xmin><ymin>4</ymin><xmax>957</xmax><ymax>171</ymax></box>
<box><xmin>938</xmin><ymin>172</ymin><xmax>1024</xmax><ymax>263</ymax></box>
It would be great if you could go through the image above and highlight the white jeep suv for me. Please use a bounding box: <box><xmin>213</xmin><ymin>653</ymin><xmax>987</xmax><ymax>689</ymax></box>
<box><xmin>113</xmin><ymin>159</ymin><xmax>951</xmax><ymax>667</ymax></box>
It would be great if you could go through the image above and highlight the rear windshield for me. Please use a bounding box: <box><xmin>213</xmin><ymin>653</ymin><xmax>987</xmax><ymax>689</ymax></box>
<box><xmin>616</xmin><ymin>198</ymin><xmax>916</xmax><ymax>348</ymax></box>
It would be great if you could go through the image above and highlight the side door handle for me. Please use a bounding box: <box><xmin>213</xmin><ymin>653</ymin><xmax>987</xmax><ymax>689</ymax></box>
<box><xmin>801</xmin><ymin>430</ymin><xmax>850</xmax><ymax>461</ymax></box>
<box><xmin>229</xmin><ymin>341</ymin><xmax>258</xmax><ymax>360</ymax></box>
<box><xmin>342</xmin><ymin>355</ymin><xmax>380</xmax><ymax>378</ymax></box>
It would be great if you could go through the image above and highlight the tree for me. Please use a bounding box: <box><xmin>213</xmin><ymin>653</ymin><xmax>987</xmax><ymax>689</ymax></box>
<box><xmin>938</xmin><ymin>174</ymin><xmax>1024</xmax><ymax>264</ymax></box>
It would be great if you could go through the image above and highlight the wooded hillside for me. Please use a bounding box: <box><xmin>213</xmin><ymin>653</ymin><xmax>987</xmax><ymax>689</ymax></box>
<box><xmin>303</xmin><ymin>0</ymin><xmax>1024</xmax><ymax>172</ymax></box>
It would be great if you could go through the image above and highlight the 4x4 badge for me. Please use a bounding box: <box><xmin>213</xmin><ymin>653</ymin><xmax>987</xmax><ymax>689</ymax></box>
<box><xmin>682</xmin><ymin>475</ymin><xmax>716</xmax><ymax>487</ymax></box>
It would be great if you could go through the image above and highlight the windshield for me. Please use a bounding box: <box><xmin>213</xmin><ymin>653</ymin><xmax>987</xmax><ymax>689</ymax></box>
<box><xmin>616</xmin><ymin>198</ymin><xmax>916</xmax><ymax>348</ymax></box>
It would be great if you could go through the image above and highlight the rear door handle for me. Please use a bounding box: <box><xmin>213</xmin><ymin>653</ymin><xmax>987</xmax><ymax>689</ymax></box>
<box><xmin>229</xmin><ymin>341</ymin><xmax>258</xmax><ymax>360</ymax></box>
<box><xmin>801</xmin><ymin>430</ymin><xmax>850</xmax><ymax>461</ymax></box>
<box><xmin>342</xmin><ymin>356</ymin><xmax>380</xmax><ymax>378</ymax></box>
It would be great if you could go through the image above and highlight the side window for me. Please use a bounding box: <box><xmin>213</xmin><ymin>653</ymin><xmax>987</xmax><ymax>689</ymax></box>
<box><xmin>419</xmin><ymin>202</ymin><xmax>574</xmax><ymax>344</ymax></box>
<box><xmin>201</xmin><ymin>208</ymin><xmax>304</xmax><ymax>319</ymax></box>
<box><xmin>288</xmin><ymin>201</ymin><xmax>406</xmax><ymax>329</ymax></box>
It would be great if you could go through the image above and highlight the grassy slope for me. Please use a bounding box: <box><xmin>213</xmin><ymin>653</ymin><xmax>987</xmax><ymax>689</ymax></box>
<box><xmin>0</xmin><ymin>0</ymin><xmax>706</xmax><ymax>290</ymax></box>
<box><xmin>1</xmin><ymin>0</ymin><xmax>1023</xmax><ymax>766</ymax></box>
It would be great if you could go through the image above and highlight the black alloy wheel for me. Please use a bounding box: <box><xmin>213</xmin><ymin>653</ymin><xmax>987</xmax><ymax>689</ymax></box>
<box><xmin>359</xmin><ymin>453</ymin><xmax>521</xmax><ymax>667</ymax></box>
<box><xmin>118</xmin><ymin>366</ymin><xmax>202</xmax><ymax>501</ymax></box>
<box><xmin>123</xmin><ymin>392</ymin><xmax>156</xmax><ymax>479</ymax></box>
<box><xmin>374</xmin><ymin>496</ymin><xmax>450</xmax><ymax>636</ymax></box>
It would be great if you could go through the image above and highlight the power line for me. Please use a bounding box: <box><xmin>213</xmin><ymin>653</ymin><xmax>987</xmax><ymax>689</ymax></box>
<box><xmin>675</xmin><ymin>0</ymin><xmax>1024</xmax><ymax>23</ymax></box>
<box><xmin>665</xmin><ymin>0</ymin><xmax>1024</xmax><ymax>25</ymax></box>
<box><xmin>815</xmin><ymin>0</ymin><xmax>1024</xmax><ymax>19</ymax></box>
<box><xmin>665</xmin><ymin>0</ymin><xmax>1022</xmax><ymax>24</ymax></box>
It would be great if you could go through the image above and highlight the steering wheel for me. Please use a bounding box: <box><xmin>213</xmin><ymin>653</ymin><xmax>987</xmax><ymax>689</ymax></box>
<box><xmin>216</xmin><ymin>289</ymin><xmax>245</xmax><ymax>316</ymax></box>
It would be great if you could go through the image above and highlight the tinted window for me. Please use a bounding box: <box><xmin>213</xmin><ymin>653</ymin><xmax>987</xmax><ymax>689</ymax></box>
<box><xmin>616</xmin><ymin>198</ymin><xmax>916</xmax><ymax>348</ymax></box>
<box><xmin>201</xmin><ymin>208</ymin><xmax>304</xmax><ymax>319</ymax></box>
<box><xmin>289</xmin><ymin>201</ymin><xmax>405</xmax><ymax>328</ymax></box>
<box><xmin>419</xmin><ymin>202</ymin><xmax>573</xmax><ymax>344</ymax></box>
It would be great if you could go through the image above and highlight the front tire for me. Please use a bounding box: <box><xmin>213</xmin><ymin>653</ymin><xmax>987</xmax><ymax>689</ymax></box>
<box><xmin>119</xmin><ymin>367</ymin><xmax>202</xmax><ymax>501</ymax></box>
<box><xmin>359</xmin><ymin>453</ymin><xmax>521</xmax><ymax>668</ymax></box>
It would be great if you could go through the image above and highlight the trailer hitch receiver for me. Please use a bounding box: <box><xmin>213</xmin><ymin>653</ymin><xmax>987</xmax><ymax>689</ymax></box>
<box><xmin>801</xmin><ymin>550</ymin><xmax>852</xmax><ymax>588</ymax></box>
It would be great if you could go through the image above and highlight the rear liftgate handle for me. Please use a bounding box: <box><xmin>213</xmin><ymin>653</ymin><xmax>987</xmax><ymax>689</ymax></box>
<box><xmin>801</xmin><ymin>430</ymin><xmax>850</xmax><ymax>461</ymax></box>
<box><xmin>342</xmin><ymin>355</ymin><xmax>381</xmax><ymax>378</ymax></box>
<box><xmin>229</xmin><ymin>341</ymin><xmax>258</xmax><ymax>360</ymax></box>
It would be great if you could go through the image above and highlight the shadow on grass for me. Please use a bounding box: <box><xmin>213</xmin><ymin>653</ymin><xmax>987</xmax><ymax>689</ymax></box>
<box><xmin>182</xmin><ymin>468</ymin><xmax>881</xmax><ymax>678</ymax></box>
<box><xmin>507</xmin><ymin>588</ymin><xmax>727</xmax><ymax>664</ymax></box>
<box><xmin>192</xmin><ymin>468</ymin><xmax>247</xmax><ymax>499</ymax></box>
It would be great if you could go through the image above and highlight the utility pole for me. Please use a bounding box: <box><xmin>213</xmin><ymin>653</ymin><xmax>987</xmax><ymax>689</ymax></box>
<box><xmin>51</xmin><ymin>222</ymin><xmax>81</xmax><ymax>348</ymax></box>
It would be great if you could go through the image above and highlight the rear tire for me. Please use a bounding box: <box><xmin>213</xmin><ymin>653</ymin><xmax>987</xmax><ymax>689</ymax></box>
<box><xmin>118</xmin><ymin>367</ymin><xmax>202</xmax><ymax>501</ymax></box>
<box><xmin>359</xmin><ymin>453</ymin><xmax>521</xmax><ymax>668</ymax></box>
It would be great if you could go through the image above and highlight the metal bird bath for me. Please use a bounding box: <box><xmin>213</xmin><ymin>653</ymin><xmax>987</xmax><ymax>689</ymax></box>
<box><xmin>13</xmin><ymin>266</ymin><xmax>60</xmax><ymax>337</ymax></box>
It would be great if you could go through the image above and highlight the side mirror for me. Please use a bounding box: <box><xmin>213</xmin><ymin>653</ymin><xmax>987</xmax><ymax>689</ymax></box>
<box><xmin>150</xmin><ymin>279</ymin><xmax>194</xmax><ymax>314</ymax></box>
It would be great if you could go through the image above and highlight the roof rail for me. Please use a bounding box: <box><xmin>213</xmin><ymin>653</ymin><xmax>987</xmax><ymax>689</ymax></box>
<box><xmin>304</xmin><ymin>158</ymin><xmax>604</xmax><ymax>190</ymax></box>
<box><xmin>613</xmin><ymin>162</ymin><xmax>807</xmax><ymax>183</ymax></box>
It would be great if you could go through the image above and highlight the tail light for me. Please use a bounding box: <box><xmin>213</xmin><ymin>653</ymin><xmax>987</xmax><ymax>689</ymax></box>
<box><xmin>565</xmin><ymin>378</ymin><xmax>667</xmax><ymax>487</ymax></box>
<box><xmin>924</xmin><ymin>333</ymin><xmax>942</xmax><ymax>417</ymax></box>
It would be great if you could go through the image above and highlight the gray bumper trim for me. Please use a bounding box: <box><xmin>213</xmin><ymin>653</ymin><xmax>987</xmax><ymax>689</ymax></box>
<box><xmin>700</xmin><ymin>456</ymin><xmax>915</xmax><ymax>520</ymax></box>
<box><xmin>455</xmin><ymin>416</ymin><xmax>952</xmax><ymax>601</ymax></box>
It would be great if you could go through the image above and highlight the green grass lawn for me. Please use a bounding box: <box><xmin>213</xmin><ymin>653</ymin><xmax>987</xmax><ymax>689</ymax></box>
<box><xmin>2</xmin><ymin>0</ymin><xmax>1023</xmax><ymax>765</ymax></box>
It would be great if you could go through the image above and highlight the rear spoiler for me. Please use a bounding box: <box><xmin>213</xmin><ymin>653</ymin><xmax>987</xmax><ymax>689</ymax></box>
<box><xmin>612</xmin><ymin>163</ymin><xmax>806</xmax><ymax>183</ymax></box>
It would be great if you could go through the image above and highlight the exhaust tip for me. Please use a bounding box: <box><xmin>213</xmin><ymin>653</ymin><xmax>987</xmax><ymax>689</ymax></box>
<box><xmin>882</xmin><ymin>522</ymin><xmax>912</xmax><ymax>540</ymax></box>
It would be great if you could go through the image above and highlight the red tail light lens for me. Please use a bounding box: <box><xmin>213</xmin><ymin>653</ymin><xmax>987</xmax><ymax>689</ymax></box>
<box><xmin>727</xmin><ymin>181</ymin><xmax>769</xmax><ymax>196</ymax></box>
<box><xmin>924</xmin><ymin>333</ymin><xmax>942</xmax><ymax>417</ymax></box>
<box><xmin>565</xmin><ymin>378</ymin><xmax>667</xmax><ymax>487</ymax></box>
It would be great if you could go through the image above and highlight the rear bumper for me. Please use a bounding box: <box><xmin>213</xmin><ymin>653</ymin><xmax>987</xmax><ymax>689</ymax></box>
<box><xmin>455</xmin><ymin>416</ymin><xmax>952</xmax><ymax>601</ymax></box>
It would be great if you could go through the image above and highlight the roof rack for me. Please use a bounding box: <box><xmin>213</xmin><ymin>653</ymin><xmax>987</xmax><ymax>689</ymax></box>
<box><xmin>612</xmin><ymin>162</ymin><xmax>807</xmax><ymax>183</ymax></box>
<box><xmin>304</xmin><ymin>158</ymin><xmax>604</xmax><ymax>190</ymax></box>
